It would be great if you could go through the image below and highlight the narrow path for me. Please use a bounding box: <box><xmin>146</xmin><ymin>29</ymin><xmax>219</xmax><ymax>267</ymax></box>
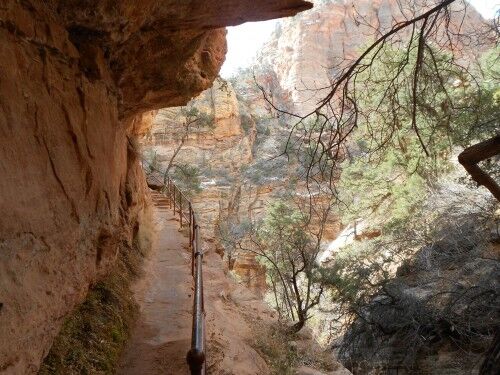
<box><xmin>117</xmin><ymin>191</ymin><xmax>192</xmax><ymax>375</ymax></box>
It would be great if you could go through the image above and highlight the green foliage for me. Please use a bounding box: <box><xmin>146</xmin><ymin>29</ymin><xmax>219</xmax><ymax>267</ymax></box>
<box><xmin>180</xmin><ymin>106</ymin><xmax>215</xmax><ymax>128</ymax></box>
<box><xmin>257</xmin><ymin>200</ymin><xmax>311</xmax><ymax>275</ymax></box>
<box><xmin>180</xmin><ymin>106</ymin><xmax>200</xmax><ymax>118</ymax></box>
<box><xmin>320</xmin><ymin>42</ymin><xmax>499</xmax><ymax>370</ymax></box>
<box><xmin>253</xmin><ymin>201</ymin><xmax>324</xmax><ymax>330</ymax></box>
<box><xmin>447</xmin><ymin>45</ymin><xmax>500</xmax><ymax>145</ymax></box>
<box><xmin>289</xmin><ymin>115</ymin><xmax>339</xmax><ymax>183</ymax></box>
<box><xmin>337</xmin><ymin>43</ymin><xmax>499</xmax><ymax>233</ymax></box>
<box><xmin>39</xmin><ymin>241</ymin><xmax>144</xmax><ymax>374</ymax></box>
<box><xmin>171</xmin><ymin>163</ymin><xmax>202</xmax><ymax>196</ymax></box>
<box><xmin>320</xmin><ymin>237</ymin><xmax>395</xmax><ymax>310</ymax></box>
<box><xmin>338</xmin><ymin>144</ymin><xmax>430</xmax><ymax>231</ymax></box>
<box><xmin>196</xmin><ymin>111</ymin><xmax>215</xmax><ymax>128</ymax></box>
<box><xmin>258</xmin><ymin>201</ymin><xmax>308</xmax><ymax>254</ymax></box>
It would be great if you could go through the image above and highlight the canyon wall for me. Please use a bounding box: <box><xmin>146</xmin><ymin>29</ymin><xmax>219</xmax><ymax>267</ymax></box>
<box><xmin>141</xmin><ymin>78</ymin><xmax>274</xmax><ymax>294</ymax></box>
<box><xmin>258</xmin><ymin>0</ymin><xmax>487</xmax><ymax>114</ymax></box>
<box><xmin>140</xmin><ymin>2</ymin><xmax>497</xmax><ymax>374</ymax></box>
<box><xmin>142</xmin><ymin>75</ymin><xmax>345</xmax><ymax>301</ymax></box>
<box><xmin>0</xmin><ymin>4</ymin><xmax>145</xmax><ymax>372</ymax></box>
<box><xmin>0</xmin><ymin>1</ymin><xmax>312</xmax><ymax>373</ymax></box>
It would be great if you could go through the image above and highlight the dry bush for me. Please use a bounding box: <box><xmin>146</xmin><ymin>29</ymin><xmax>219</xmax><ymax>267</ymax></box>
<box><xmin>332</xmin><ymin>184</ymin><xmax>499</xmax><ymax>373</ymax></box>
<box><xmin>252</xmin><ymin>322</ymin><xmax>336</xmax><ymax>375</ymax></box>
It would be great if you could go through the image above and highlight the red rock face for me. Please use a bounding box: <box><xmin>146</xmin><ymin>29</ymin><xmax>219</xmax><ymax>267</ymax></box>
<box><xmin>0</xmin><ymin>4</ymin><xmax>148</xmax><ymax>372</ymax></box>
<box><xmin>0</xmin><ymin>0</ymin><xmax>312</xmax><ymax>373</ymax></box>
<box><xmin>48</xmin><ymin>0</ymin><xmax>314</xmax><ymax>117</ymax></box>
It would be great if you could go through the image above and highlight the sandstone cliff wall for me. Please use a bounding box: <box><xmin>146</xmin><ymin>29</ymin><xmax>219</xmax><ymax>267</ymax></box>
<box><xmin>0</xmin><ymin>4</ymin><xmax>146</xmax><ymax>372</ymax></box>
<box><xmin>0</xmin><ymin>1</ymin><xmax>312</xmax><ymax>373</ymax></box>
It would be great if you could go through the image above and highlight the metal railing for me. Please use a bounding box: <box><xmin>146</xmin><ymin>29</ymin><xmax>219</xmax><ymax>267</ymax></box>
<box><xmin>141</xmin><ymin>160</ymin><xmax>206</xmax><ymax>375</ymax></box>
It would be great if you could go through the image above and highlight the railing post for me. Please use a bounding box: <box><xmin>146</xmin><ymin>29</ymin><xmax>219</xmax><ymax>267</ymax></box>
<box><xmin>168</xmin><ymin>179</ymin><xmax>171</xmax><ymax>208</ymax></box>
<box><xmin>187</xmin><ymin>224</ymin><xmax>205</xmax><ymax>375</ymax></box>
<box><xmin>173</xmin><ymin>187</ymin><xmax>176</xmax><ymax>214</ymax></box>
<box><xmin>189</xmin><ymin>203</ymin><xmax>193</xmax><ymax>251</ymax></box>
<box><xmin>180</xmin><ymin>194</ymin><xmax>183</xmax><ymax>227</ymax></box>
<box><xmin>191</xmin><ymin>220</ymin><xmax>196</xmax><ymax>277</ymax></box>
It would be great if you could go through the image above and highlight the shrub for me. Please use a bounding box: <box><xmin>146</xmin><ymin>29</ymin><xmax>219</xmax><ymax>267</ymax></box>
<box><xmin>252</xmin><ymin>322</ymin><xmax>336</xmax><ymax>375</ymax></box>
<box><xmin>240</xmin><ymin>113</ymin><xmax>253</xmax><ymax>134</ymax></box>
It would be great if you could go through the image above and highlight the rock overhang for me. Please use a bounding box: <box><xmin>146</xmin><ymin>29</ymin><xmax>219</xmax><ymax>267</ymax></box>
<box><xmin>48</xmin><ymin>0</ymin><xmax>314</xmax><ymax>118</ymax></box>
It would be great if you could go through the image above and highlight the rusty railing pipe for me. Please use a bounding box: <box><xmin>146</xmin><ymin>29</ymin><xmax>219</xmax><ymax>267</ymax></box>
<box><xmin>187</xmin><ymin>222</ymin><xmax>205</xmax><ymax>375</ymax></box>
<box><xmin>140</xmin><ymin>159</ymin><xmax>206</xmax><ymax>374</ymax></box>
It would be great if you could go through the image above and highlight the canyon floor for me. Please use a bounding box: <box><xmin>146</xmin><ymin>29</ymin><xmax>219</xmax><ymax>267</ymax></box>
<box><xmin>117</xmin><ymin>192</ymin><xmax>192</xmax><ymax>374</ymax></box>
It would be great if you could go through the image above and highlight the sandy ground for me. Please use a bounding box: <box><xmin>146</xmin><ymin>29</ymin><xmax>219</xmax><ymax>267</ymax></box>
<box><xmin>117</xmin><ymin>193</ymin><xmax>192</xmax><ymax>375</ymax></box>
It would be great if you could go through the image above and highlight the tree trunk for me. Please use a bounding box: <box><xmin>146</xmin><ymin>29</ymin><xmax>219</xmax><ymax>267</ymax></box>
<box><xmin>480</xmin><ymin>328</ymin><xmax>500</xmax><ymax>375</ymax></box>
<box><xmin>289</xmin><ymin>317</ymin><xmax>305</xmax><ymax>333</ymax></box>
<box><xmin>458</xmin><ymin>135</ymin><xmax>500</xmax><ymax>202</ymax></box>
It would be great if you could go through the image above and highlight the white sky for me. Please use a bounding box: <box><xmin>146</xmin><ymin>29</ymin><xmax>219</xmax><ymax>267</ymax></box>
<box><xmin>219</xmin><ymin>0</ymin><xmax>499</xmax><ymax>79</ymax></box>
<box><xmin>219</xmin><ymin>19</ymin><xmax>279</xmax><ymax>78</ymax></box>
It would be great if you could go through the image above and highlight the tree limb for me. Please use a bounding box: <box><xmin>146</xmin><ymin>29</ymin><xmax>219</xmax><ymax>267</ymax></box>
<box><xmin>458</xmin><ymin>135</ymin><xmax>500</xmax><ymax>201</ymax></box>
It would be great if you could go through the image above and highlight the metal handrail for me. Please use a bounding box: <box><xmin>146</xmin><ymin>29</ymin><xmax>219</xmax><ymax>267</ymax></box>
<box><xmin>141</xmin><ymin>159</ymin><xmax>206</xmax><ymax>375</ymax></box>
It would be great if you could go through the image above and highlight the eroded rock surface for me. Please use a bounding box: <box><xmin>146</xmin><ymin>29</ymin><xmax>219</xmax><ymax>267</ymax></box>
<box><xmin>0</xmin><ymin>3</ymin><xmax>146</xmax><ymax>372</ymax></box>
<box><xmin>0</xmin><ymin>0</ymin><xmax>312</xmax><ymax>373</ymax></box>
<box><xmin>141</xmin><ymin>74</ymin><xmax>342</xmax><ymax>295</ymax></box>
<box><xmin>141</xmin><ymin>78</ymin><xmax>270</xmax><ymax>294</ymax></box>
<box><xmin>48</xmin><ymin>0</ymin><xmax>313</xmax><ymax>116</ymax></box>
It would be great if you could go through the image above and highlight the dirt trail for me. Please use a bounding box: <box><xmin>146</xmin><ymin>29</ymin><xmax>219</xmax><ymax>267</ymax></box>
<box><xmin>117</xmin><ymin>192</ymin><xmax>192</xmax><ymax>375</ymax></box>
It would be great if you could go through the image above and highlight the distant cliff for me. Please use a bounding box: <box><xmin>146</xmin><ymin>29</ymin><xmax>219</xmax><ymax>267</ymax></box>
<box><xmin>257</xmin><ymin>0</ymin><xmax>487</xmax><ymax>114</ymax></box>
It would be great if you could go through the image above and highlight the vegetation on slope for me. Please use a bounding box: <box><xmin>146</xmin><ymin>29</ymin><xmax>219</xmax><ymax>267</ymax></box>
<box><xmin>252</xmin><ymin>322</ymin><xmax>338</xmax><ymax>375</ymax></box>
<box><xmin>39</xmin><ymin>208</ymin><xmax>153</xmax><ymax>375</ymax></box>
<box><xmin>226</xmin><ymin>16</ymin><xmax>499</xmax><ymax>373</ymax></box>
<box><xmin>314</xmin><ymin>43</ymin><xmax>500</xmax><ymax>372</ymax></box>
